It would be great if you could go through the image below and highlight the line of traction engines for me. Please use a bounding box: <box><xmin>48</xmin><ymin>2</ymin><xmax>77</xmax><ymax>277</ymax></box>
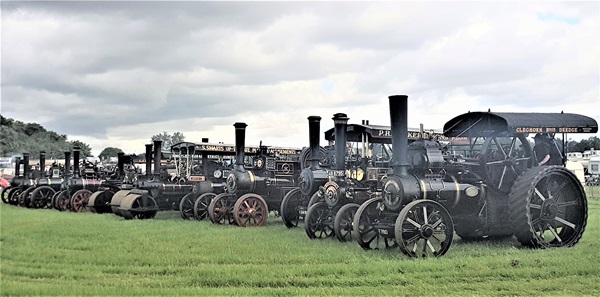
<box><xmin>2</xmin><ymin>95</ymin><xmax>593</xmax><ymax>257</ymax></box>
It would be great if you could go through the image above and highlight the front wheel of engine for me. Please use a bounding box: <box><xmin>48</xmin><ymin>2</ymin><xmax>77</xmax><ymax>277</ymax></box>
<box><xmin>71</xmin><ymin>189</ymin><xmax>92</xmax><ymax>212</ymax></box>
<box><xmin>509</xmin><ymin>166</ymin><xmax>587</xmax><ymax>248</ymax></box>
<box><xmin>88</xmin><ymin>190</ymin><xmax>114</xmax><ymax>213</ymax></box>
<box><xmin>334</xmin><ymin>203</ymin><xmax>360</xmax><ymax>242</ymax></box>
<box><xmin>233</xmin><ymin>193</ymin><xmax>269</xmax><ymax>227</ymax></box>
<box><xmin>110</xmin><ymin>190</ymin><xmax>131</xmax><ymax>216</ymax></box>
<box><xmin>352</xmin><ymin>197</ymin><xmax>398</xmax><ymax>250</ymax></box>
<box><xmin>304</xmin><ymin>202</ymin><xmax>334</xmax><ymax>239</ymax></box>
<box><xmin>120</xmin><ymin>194</ymin><xmax>158</xmax><ymax>220</ymax></box>
<box><xmin>395</xmin><ymin>200</ymin><xmax>454</xmax><ymax>258</ymax></box>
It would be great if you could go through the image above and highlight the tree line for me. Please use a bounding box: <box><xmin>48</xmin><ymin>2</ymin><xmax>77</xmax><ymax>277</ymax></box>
<box><xmin>566</xmin><ymin>137</ymin><xmax>600</xmax><ymax>153</ymax></box>
<box><xmin>1</xmin><ymin>115</ymin><xmax>92</xmax><ymax>159</ymax></box>
<box><xmin>1</xmin><ymin>114</ymin><xmax>186</xmax><ymax>161</ymax></box>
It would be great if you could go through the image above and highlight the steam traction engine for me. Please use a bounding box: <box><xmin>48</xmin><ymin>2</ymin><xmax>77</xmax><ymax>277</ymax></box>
<box><xmin>174</xmin><ymin>141</ymin><xmax>235</xmax><ymax>221</ymax></box>
<box><xmin>54</xmin><ymin>147</ymin><xmax>103</xmax><ymax>212</ymax></box>
<box><xmin>280</xmin><ymin>114</ymin><xmax>442</xmax><ymax>231</ymax></box>
<box><xmin>207</xmin><ymin>122</ymin><xmax>302</xmax><ymax>227</ymax></box>
<box><xmin>303</xmin><ymin>113</ymin><xmax>391</xmax><ymax>242</ymax></box>
<box><xmin>279</xmin><ymin>115</ymin><xmax>331</xmax><ymax>228</ymax></box>
<box><xmin>110</xmin><ymin>140</ymin><xmax>193</xmax><ymax>219</ymax></box>
<box><xmin>352</xmin><ymin>95</ymin><xmax>596</xmax><ymax>257</ymax></box>
<box><xmin>15</xmin><ymin>152</ymin><xmax>41</xmax><ymax>207</ymax></box>
<box><xmin>2</xmin><ymin>155</ymin><xmax>27</xmax><ymax>205</ymax></box>
<box><xmin>88</xmin><ymin>152</ymin><xmax>137</xmax><ymax>213</ymax></box>
<box><xmin>18</xmin><ymin>151</ymin><xmax>66</xmax><ymax>209</ymax></box>
<box><xmin>29</xmin><ymin>153</ymin><xmax>67</xmax><ymax>209</ymax></box>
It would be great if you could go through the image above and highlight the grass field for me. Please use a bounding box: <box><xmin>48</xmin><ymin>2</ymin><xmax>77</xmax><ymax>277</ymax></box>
<box><xmin>1</xmin><ymin>188</ymin><xmax>599</xmax><ymax>296</ymax></box>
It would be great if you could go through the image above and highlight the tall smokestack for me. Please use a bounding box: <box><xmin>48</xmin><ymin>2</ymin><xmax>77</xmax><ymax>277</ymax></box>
<box><xmin>73</xmin><ymin>147</ymin><xmax>81</xmax><ymax>178</ymax></box>
<box><xmin>23</xmin><ymin>153</ymin><xmax>30</xmax><ymax>178</ymax></box>
<box><xmin>39</xmin><ymin>151</ymin><xmax>46</xmax><ymax>176</ymax></box>
<box><xmin>333</xmin><ymin>113</ymin><xmax>349</xmax><ymax>171</ymax></box>
<box><xmin>388</xmin><ymin>95</ymin><xmax>409</xmax><ymax>176</ymax></box>
<box><xmin>117</xmin><ymin>152</ymin><xmax>125</xmax><ymax>176</ymax></box>
<box><xmin>234</xmin><ymin>123</ymin><xmax>247</xmax><ymax>168</ymax></box>
<box><xmin>153</xmin><ymin>140</ymin><xmax>162</xmax><ymax>175</ymax></box>
<box><xmin>145</xmin><ymin>144</ymin><xmax>153</xmax><ymax>176</ymax></box>
<box><xmin>307</xmin><ymin>116</ymin><xmax>322</xmax><ymax>170</ymax></box>
<box><xmin>64</xmin><ymin>152</ymin><xmax>71</xmax><ymax>177</ymax></box>
<box><xmin>14</xmin><ymin>157</ymin><xmax>21</xmax><ymax>177</ymax></box>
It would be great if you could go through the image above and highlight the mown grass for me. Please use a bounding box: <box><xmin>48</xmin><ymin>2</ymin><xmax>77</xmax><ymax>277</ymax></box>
<box><xmin>1</xmin><ymin>188</ymin><xmax>599</xmax><ymax>296</ymax></box>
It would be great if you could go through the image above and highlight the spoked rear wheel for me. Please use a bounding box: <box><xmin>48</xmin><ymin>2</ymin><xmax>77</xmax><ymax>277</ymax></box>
<box><xmin>194</xmin><ymin>193</ymin><xmax>216</xmax><ymax>221</ymax></box>
<box><xmin>208</xmin><ymin>193</ymin><xmax>236</xmax><ymax>225</ymax></box>
<box><xmin>31</xmin><ymin>186</ymin><xmax>56</xmax><ymax>209</ymax></box>
<box><xmin>280</xmin><ymin>188</ymin><xmax>308</xmax><ymax>228</ymax></box>
<box><xmin>509</xmin><ymin>166</ymin><xmax>587</xmax><ymax>248</ymax></box>
<box><xmin>55</xmin><ymin>190</ymin><xmax>70</xmax><ymax>211</ymax></box>
<box><xmin>20</xmin><ymin>186</ymin><xmax>36</xmax><ymax>208</ymax></box>
<box><xmin>8</xmin><ymin>188</ymin><xmax>21</xmax><ymax>205</ymax></box>
<box><xmin>395</xmin><ymin>200</ymin><xmax>454</xmax><ymax>258</ymax></box>
<box><xmin>179</xmin><ymin>192</ymin><xmax>195</xmax><ymax>220</ymax></box>
<box><xmin>1</xmin><ymin>186</ymin><xmax>11</xmax><ymax>204</ymax></box>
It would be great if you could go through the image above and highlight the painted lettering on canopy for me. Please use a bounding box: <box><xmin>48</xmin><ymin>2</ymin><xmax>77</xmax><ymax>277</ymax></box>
<box><xmin>376</xmin><ymin>129</ymin><xmax>447</xmax><ymax>140</ymax></box>
<box><xmin>515</xmin><ymin>127</ymin><xmax>586</xmax><ymax>133</ymax></box>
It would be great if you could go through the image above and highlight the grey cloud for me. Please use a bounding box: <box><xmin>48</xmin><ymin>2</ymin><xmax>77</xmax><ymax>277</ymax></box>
<box><xmin>1</xmin><ymin>1</ymin><xmax>597</xmax><ymax>155</ymax></box>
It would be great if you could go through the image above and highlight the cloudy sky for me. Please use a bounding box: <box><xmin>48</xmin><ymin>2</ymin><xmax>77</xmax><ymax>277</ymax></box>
<box><xmin>2</xmin><ymin>1</ymin><xmax>599</xmax><ymax>156</ymax></box>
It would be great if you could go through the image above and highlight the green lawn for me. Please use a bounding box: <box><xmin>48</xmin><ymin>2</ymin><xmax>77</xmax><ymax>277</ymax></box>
<box><xmin>1</xmin><ymin>192</ymin><xmax>599</xmax><ymax>296</ymax></box>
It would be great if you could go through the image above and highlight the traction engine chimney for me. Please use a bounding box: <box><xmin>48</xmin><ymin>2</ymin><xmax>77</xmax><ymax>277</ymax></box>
<box><xmin>234</xmin><ymin>122</ymin><xmax>248</xmax><ymax>169</ymax></box>
<box><xmin>333</xmin><ymin>113</ymin><xmax>349</xmax><ymax>171</ymax></box>
<box><xmin>73</xmin><ymin>147</ymin><xmax>81</xmax><ymax>178</ymax></box>
<box><xmin>153</xmin><ymin>140</ymin><xmax>162</xmax><ymax>175</ymax></box>
<box><xmin>389</xmin><ymin>95</ymin><xmax>409</xmax><ymax>176</ymax></box>
<box><xmin>145</xmin><ymin>144</ymin><xmax>153</xmax><ymax>176</ymax></box>
<box><xmin>307</xmin><ymin>116</ymin><xmax>322</xmax><ymax>170</ymax></box>
<box><xmin>39</xmin><ymin>151</ymin><xmax>46</xmax><ymax>176</ymax></box>
<box><xmin>117</xmin><ymin>152</ymin><xmax>125</xmax><ymax>176</ymax></box>
<box><xmin>298</xmin><ymin>116</ymin><xmax>330</xmax><ymax>196</ymax></box>
<box><xmin>64</xmin><ymin>151</ymin><xmax>71</xmax><ymax>177</ymax></box>
<box><xmin>14</xmin><ymin>157</ymin><xmax>21</xmax><ymax>177</ymax></box>
<box><xmin>23</xmin><ymin>153</ymin><xmax>30</xmax><ymax>178</ymax></box>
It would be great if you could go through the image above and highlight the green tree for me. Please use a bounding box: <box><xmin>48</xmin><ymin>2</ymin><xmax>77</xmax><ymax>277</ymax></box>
<box><xmin>99</xmin><ymin>147</ymin><xmax>124</xmax><ymax>160</ymax></box>
<box><xmin>172</xmin><ymin>132</ymin><xmax>185</xmax><ymax>145</ymax></box>
<box><xmin>151</xmin><ymin>131</ymin><xmax>186</xmax><ymax>150</ymax></box>
<box><xmin>0</xmin><ymin>115</ymin><xmax>93</xmax><ymax>158</ymax></box>
<box><xmin>567</xmin><ymin>136</ymin><xmax>600</xmax><ymax>153</ymax></box>
<box><xmin>70</xmin><ymin>140</ymin><xmax>93</xmax><ymax>157</ymax></box>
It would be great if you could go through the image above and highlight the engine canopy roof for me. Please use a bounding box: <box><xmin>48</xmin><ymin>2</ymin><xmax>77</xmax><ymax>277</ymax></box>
<box><xmin>443</xmin><ymin>112</ymin><xmax>598</xmax><ymax>137</ymax></box>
